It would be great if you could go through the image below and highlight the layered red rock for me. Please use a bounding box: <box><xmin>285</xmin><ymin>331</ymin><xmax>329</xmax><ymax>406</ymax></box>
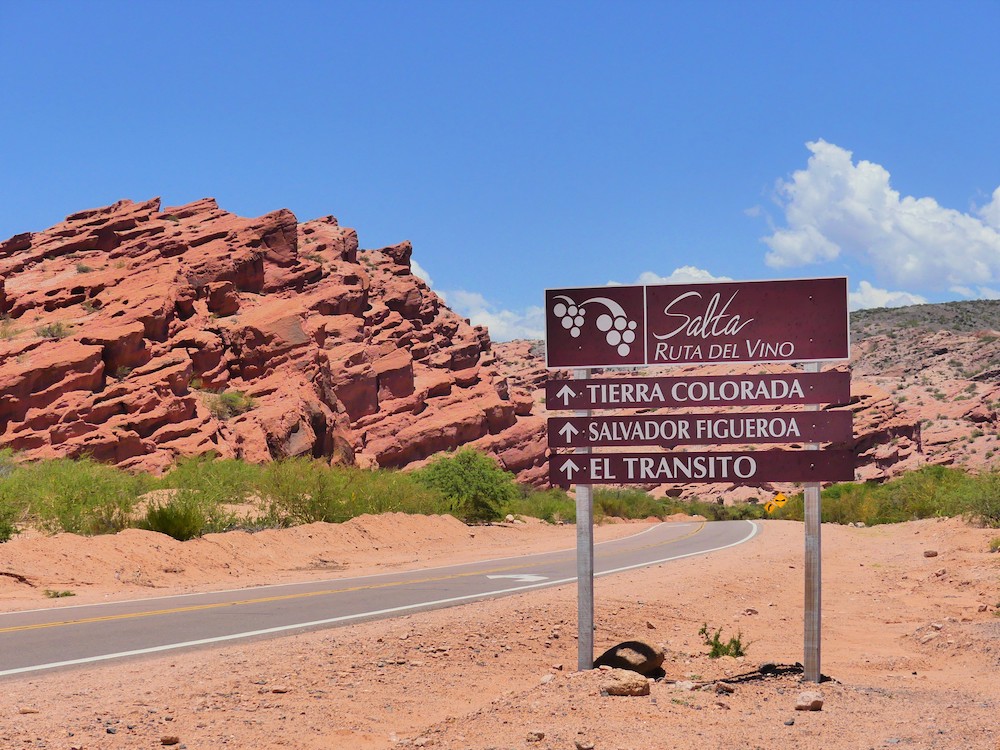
<box><xmin>0</xmin><ymin>198</ymin><xmax>526</xmax><ymax>474</ymax></box>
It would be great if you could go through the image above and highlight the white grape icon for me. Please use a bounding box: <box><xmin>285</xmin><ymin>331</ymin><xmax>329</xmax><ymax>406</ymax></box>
<box><xmin>552</xmin><ymin>294</ymin><xmax>637</xmax><ymax>357</ymax></box>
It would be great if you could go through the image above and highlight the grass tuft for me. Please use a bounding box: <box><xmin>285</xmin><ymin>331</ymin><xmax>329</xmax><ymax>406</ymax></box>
<box><xmin>204</xmin><ymin>390</ymin><xmax>256</xmax><ymax>420</ymax></box>
<box><xmin>699</xmin><ymin>623</ymin><xmax>748</xmax><ymax>658</ymax></box>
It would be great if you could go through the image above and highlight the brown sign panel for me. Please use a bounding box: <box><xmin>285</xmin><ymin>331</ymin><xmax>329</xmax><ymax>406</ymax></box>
<box><xmin>545</xmin><ymin>371</ymin><xmax>851</xmax><ymax>410</ymax></box>
<box><xmin>547</xmin><ymin>410</ymin><xmax>853</xmax><ymax>449</ymax></box>
<box><xmin>546</xmin><ymin>277</ymin><xmax>849</xmax><ymax>368</ymax></box>
<box><xmin>549</xmin><ymin>449</ymin><xmax>855</xmax><ymax>486</ymax></box>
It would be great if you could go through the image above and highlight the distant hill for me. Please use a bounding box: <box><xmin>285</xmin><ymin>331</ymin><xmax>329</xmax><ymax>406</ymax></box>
<box><xmin>850</xmin><ymin>299</ymin><xmax>1000</xmax><ymax>343</ymax></box>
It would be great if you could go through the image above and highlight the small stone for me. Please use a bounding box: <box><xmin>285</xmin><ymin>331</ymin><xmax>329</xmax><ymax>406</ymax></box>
<box><xmin>552</xmin><ymin>663</ymin><xmax>564</xmax><ymax>671</ymax></box>
<box><xmin>920</xmin><ymin>633</ymin><xmax>939</xmax><ymax>644</ymax></box>
<box><xmin>923</xmin><ymin>550</ymin><xmax>938</xmax><ymax>557</ymax></box>
<box><xmin>505</xmin><ymin>514</ymin><xmax>515</xmax><ymax>523</ymax></box>
<box><xmin>743</xmin><ymin>608</ymin><xmax>759</xmax><ymax>616</ymax></box>
<box><xmin>795</xmin><ymin>691</ymin><xmax>823</xmax><ymax>711</ymax></box>
<box><xmin>646</xmin><ymin>621</ymin><xmax>656</xmax><ymax>629</ymax></box>
<box><xmin>784</xmin><ymin>718</ymin><xmax>795</xmax><ymax>726</ymax></box>
<box><xmin>106</xmin><ymin>727</ymin><xmax>117</xmax><ymax>734</ymax></box>
<box><xmin>540</xmin><ymin>673</ymin><xmax>555</xmax><ymax>685</ymax></box>
<box><xmin>526</xmin><ymin>730</ymin><xmax>545</xmax><ymax>742</ymax></box>
<box><xmin>715</xmin><ymin>682</ymin><xmax>735</xmax><ymax>694</ymax></box>
<box><xmin>979</xmin><ymin>604</ymin><xmax>989</xmax><ymax>612</ymax></box>
<box><xmin>271</xmin><ymin>686</ymin><xmax>290</xmax><ymax>694</ymax></box>
<box><xmin>575</xmin><ymin>741</ymin><xmax>595</xmax><ymax>750</ymax></box>
<box><xmin>674</xmin><ymin>680</ymin><xmax>697</xmax><ymax>691</ymax></box>
<box><xmin>17</xmin><ymin>708</ymin><xmax>39</xmax><ymax>714</ymax></box>
<box><xmin>715</xmin><ymin>701</ymin><xmax>731</xmax><ymax>710</ymax></box>
<box><xmin>930</xmin><ymin>622</ymin><xmax>944</xmax><ymax>630</ymax></box>
<box><xmin>601</xmin><ymin>669</ymin><xmax>651</xmax><ymax>697</ymax></box>
<box><xmin>161</xmin><ymin>738</ymin><xmax>181</xmax><ymax>747</ymax></box>
<box><xmin>934</xmin><ymin>568</ymin><xmax>947</xmax><ymax>577</ymax></box>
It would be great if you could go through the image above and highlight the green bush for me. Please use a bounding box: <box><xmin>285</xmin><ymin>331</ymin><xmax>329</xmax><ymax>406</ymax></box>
<box><xmin>257</xmin><ymin>458</ymin><xmax>443</xmax><ymax>525</ymax></box>
<box><xmin>258</xmin><ymin>458</ymin><xmax>355</xmax><ymax>524</ymax></box>
<box><xmin>140</xmin><ymin>490</ymin><xmax>209</xmax><ymax>541</ymax></box>
<box><xmin>964</xmin><ymin>471</ymin><xmax>1000</xmax><ymax>528</ymax></box>
<box><xmin>699</xmin><ymin>623</ymin><xmax>748</xmax><ymax>658</ymax></box>
<box><xmin>0</xmin><ymin>505</ymin><xmax>17</xmax><ymax>542</ymax></box>
<box><xmin>414</xmin><ymin>449</ymin><xmax>517</xmax><ymax>523</ymax></box>
<box><xmin>594</xmin><ymin>487</ymin><xmax>667</xmax><ymax>520</ymax></box>
<box><xmin>157</xmin><ymin>454</ymin><xmax>259</xmax><ymax>507</ymax></box>
<box><xmin>768</xmin><ymin>465</ymin><xmax>996</xmax><ymax>527</ymax></box>
<box><xmin>0</xmin><ymin>456</ymin><xmax>149</xmax><ymax>535</ymax></box>
<box><xmin>503</xmin><ymin>487</ymin><xmax>576</xmax><ymax>524</ymax></box>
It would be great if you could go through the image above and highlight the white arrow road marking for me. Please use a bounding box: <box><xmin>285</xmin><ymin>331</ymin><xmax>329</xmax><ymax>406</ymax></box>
<box><xmin>559</xmin><ymin>458</ymin><xmax>580</xmax><ymax>480</ymax></box>
<box><xmin>558</xmin><ymin>422</ymin><xmax>579</xmax><ymax>442</ymax></box>
<box><xmin>486</xmin><ymin>574</ymin><xmax>549</xmax><ymax>583</ymax></box>
<box><xmin>556</xmin><ymin>384</ymin><xmax>577</xmax><ymax>406</ymax></box>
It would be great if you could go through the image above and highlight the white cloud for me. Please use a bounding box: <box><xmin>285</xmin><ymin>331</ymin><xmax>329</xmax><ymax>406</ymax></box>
<box><xmin>848</xmin><ymin>281</ymin><xmax>927</xmax><ymax>311</ymax></box>
<box><xmin>762</xmin><ymin>140</ymin><xmax>1000</xmax><ymax>291</ymax></box>
<box><xmin>977</xmin><ymin>187</ymin><xmax>1000</xmax><ymax>229</ymax></box>
<box><xmin>443</xmin><ymin>289</ymin><xmax>545</xmax><ymax>341</ymax></box>
<box><xmin>411</xmin><ymin>258</ymin><xmax>433</xmax><ymax>287</ymax></box>
<box><xmin>609</xmin><ymin>266</ymin><xmax>732</xmax><ymax>286</ymax></box>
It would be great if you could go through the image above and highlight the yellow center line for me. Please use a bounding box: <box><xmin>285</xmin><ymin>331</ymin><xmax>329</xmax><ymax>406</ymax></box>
<box><xmin>0</xmin><ymin>522</ymin><xmax>704</xmax><ymax>635</ymax></box>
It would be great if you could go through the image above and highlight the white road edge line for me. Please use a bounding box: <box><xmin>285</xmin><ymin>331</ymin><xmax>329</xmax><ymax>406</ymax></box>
<box><xmin>1</xmin><ymin>521</ymin><xmax>675</xmax><ymax>616</ymax></box>
<box><xmin>0</xmin><ymin>521</ymin><xmax>758</xmax><ymax>678</ymax></box>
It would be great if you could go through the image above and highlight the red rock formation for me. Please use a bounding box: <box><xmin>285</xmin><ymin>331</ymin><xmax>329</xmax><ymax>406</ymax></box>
<box><xmin>0</xmin><ymin>198</ymin><xmax>528</xmax><ymax>474</ymax></box>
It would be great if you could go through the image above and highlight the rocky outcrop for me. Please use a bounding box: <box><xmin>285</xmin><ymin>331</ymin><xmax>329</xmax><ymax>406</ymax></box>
<box><xmin>0</xmin><ymin>199</ymin><xmax>534</xmax><ymax>474</ymax></box>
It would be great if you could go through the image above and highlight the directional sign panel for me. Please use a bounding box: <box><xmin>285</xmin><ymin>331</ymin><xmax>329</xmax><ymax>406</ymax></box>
<box><xmin>549</xmin><ymin>449</ymin><xmax>855</xmax><ymax>487</ymax></box>
<box><xmin>547</xmin><ymin>410</ymin><xmax>853</xmax><ymax>449</ymax></box>
<box><xmin>545</xmin><ymin>371</ymin><xmax>851</xmax><ymax>411</ymax></box>
<box><xmin>546</xmin><ymin>277</ymin><xmax>849</xmax><ymax>368</ymax></box>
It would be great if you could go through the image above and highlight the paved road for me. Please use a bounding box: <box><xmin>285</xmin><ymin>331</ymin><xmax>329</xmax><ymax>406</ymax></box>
<box><xmin>0</xmin><ymin>519</ymin><xmax>758</xmax><ymax>679</ymax></box>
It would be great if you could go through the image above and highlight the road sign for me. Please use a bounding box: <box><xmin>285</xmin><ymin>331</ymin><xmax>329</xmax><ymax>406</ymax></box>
<box><xmin>764</xmin><ymin>491</ymin><xmax>789</xmax><ymax>513</ymax></box>
<box><xmin>545</xmin><ymin>370</ymin><xmax>850</xmax><ymax>410</ymax></box>
<box><xmin>549</xmin><ymin>449</ymin><xmax>854</xmax><ymax>486</ymax></box>
<box><xmin>547</xmin><ymin>410</ymin><xmax>852</xmax><ymax>448</ymax></box>
<box><xmin>545</xmin><ymin>277</ymin><xmax>849</xmax><ymax>368</ymax></box>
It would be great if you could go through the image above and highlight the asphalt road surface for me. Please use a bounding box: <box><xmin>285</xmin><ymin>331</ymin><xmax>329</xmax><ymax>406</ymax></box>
<box><xmin>0</xmin><ymin>519</ymin><xmax>758</xmax><ymax>679</ymax></box>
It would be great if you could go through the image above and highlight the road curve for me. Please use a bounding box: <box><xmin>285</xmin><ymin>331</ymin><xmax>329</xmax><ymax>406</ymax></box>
<box><xmin>0</xmin><ymin>519</ymin><xmax>758</xmax><ymax>679</ymax></box>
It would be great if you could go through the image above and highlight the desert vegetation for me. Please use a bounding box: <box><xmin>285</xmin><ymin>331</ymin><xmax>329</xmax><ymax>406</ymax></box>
<box><xmin>0</xmin><ymin>449</ymin><xmax>997</xmax><ymax>544</ymax></box>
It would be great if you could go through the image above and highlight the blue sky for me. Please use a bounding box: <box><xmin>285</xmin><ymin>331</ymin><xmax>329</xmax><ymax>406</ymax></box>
<box><xmin>2</xmin><ymin>1</ymin><xmax>999</xmax><ymax>340</ymax></box>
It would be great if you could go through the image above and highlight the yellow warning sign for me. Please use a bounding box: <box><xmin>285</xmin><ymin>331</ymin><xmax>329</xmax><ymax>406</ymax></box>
<box><xmin>764</xmin><ymin>492</ymin><xmax>789</xmax><ymax>514</ymax></box>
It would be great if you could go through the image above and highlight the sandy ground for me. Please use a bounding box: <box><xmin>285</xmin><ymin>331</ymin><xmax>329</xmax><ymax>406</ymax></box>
<box><xmin>1</xmin><ymin>514</ymin><xmax>999</xmax><ymax>749</ymax></box>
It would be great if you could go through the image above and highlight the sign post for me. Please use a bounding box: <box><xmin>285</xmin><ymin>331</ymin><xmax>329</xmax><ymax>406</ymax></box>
<box><xmin>803</xmin><ymin>362</ymin><xmax>823</xmax><ymax>682</ymax></box>
<box><xmin>544</xmin><ymin>277</ymin><xmax>850</xmax><ymax>682</ymax></box>
<box><xmin>574</xmin><ymin>368</ymin><xmax>594</xmax><ymax>671</ymax></box>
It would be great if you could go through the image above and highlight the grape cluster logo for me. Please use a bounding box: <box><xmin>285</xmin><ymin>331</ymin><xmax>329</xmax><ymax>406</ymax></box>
<box><xmin>551</xmin><ymin>294</ymin><xmax>639</xmax><ymax>358</ymax></box>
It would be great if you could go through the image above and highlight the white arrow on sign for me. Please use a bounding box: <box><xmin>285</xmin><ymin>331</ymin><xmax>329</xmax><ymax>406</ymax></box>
<box><xmin>559</xmin><ymin>458</ymin><xmax>580</xmax><ymax>480</ymax></box>
<box><xmin>558</xmin><ymin>421</ymin><xmax>579</xmax><ymax>443</ymax></box>
<box><xmin>556</xmin><ymin>384</ymin><xmax>577</xmax><ymax>406</ymax></box>
<box><xmin>486</xmin><ymin>574</ymin><xmax>549</xmax><ymax>583</ymax></box>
